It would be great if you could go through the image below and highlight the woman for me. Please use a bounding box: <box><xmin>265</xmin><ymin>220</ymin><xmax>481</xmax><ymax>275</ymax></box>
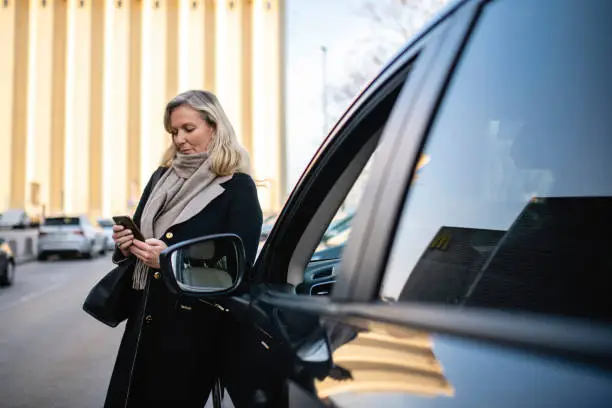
<box><xmin>105</xmin><ymin>90</ymin><xmax>263</xmax><ymax>407</ymax></box>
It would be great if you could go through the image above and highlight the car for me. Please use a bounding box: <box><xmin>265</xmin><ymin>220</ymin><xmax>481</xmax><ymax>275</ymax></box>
<box><xmin>37</xmin><ymin>215</ymin><xmax>107</xmax><ymax>260</ymax></box>
<box><xmin>0</xmin><ymin>238</ymin><xmax>15</xmax><ymax>286</ymax></box>
<box><xmin>97</xmin><ymin>218</ymin><xmax>116</xmax><ymax>251</ymax></box>
<box><xmin>0</xmin><ymin>209</ymin><xmax>31</xmax><ymax>230</ymax></box>
<box><xmin>259</xmin><ymin>214</ymin><xmax>278</xmax><ymax>242</ymax></box>
<box><xmin>158</xmin><ymin>0</ymin><xmax>612</xmax><ymax>406</ymax></box>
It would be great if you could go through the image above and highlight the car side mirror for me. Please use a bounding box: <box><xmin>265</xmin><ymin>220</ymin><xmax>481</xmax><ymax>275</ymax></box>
<box><xmin>159</xmin><ymin>233</ymin><xmax>246</xmax><ymax>296</ymax></box>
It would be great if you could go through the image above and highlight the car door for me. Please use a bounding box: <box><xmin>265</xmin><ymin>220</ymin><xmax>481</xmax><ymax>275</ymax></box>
<box><xmin>246</xmin><ymin>0</ymin><xmax>612</xmax><ymax>407</ymax></box>
<box><xmin>221</xmin><ymin>1</ymin><xmax>481</xmax><ymax>406</ymax></box>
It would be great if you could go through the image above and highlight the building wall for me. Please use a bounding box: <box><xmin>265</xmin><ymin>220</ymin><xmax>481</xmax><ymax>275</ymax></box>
<box><xmin>0</xmin><ymin>2</ymin><xmax>17</xmax><ymax>211</ymax></box>
<box><xmin>0</xmin><ymin>0</ymin><xmax>285</xmax><ymax>221</ymax></box>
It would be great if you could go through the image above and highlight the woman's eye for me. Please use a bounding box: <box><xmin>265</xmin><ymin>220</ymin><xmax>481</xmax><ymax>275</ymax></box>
<box><xmin>185</xmin><ymin>127</ymin><xmax>195</xmax><ymax>133</ymax></box>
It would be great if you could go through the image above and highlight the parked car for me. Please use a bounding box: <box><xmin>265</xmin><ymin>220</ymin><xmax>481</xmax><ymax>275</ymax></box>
<box><xmin>158</xmin><ymin>0</ymin><xmax>612</xmax><ymax>406</ymax></box>
<box><xmin>0</xmin><ymin>238</ymin><xmax>15</xmax><ymax>286</ymax></box>
<box><xmin>37</xmin><ymin>215</ymin><xmax>107</xmax><ymax>260</ymax></box>
<box><xmin>0</xmin><ymin>209</ymin><xmax>31</xmax><ymax>230</ymax></box>
<box><xmin>97</xmin><ymin>218</ymin><xmax>116</xmax><ymax>251</ymax></box>
<box><xmin>259</xmin><ymin>214</ymin><xmax>278</xmax><ymax>242</ymax></box>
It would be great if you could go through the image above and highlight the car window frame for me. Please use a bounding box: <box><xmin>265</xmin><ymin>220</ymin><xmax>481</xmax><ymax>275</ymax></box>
<box><xmin>252</xmin><ymin>9</ymin><xmax>463</xmax><ymax>290</ymax></box>
<box><xmin>334</xmin><ymin>0</ymin><xmax>482</xmax><ymax>302</ymax></box>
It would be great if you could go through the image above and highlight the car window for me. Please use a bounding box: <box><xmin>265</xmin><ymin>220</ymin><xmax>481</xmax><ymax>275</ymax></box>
<box><xmin>311</xmin><ymin>154</ymin><xmax>375</xmax><ymax>262</ymax></box>
<box><xmin>311</xmin><ymin>149</ymin><xmax>431</xmax><ymax>262</ymax></box>
<box><xmin>44</xmin><ymin>217</ymin><xmax>80</xmax><ymax>226</ymax></box>
<box><xmin>98</xmin><ymin>219</ymin><xmax>114</xmax><ymax>228</ymax></box>
<box><xmin>381</xmin><ymin>0</ymin><xmax>612</xmax><ymax>323</ymax></box>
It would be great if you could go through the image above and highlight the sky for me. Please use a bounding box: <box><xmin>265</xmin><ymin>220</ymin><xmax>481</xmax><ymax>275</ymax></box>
<box><xmin>283</xmin><ymin>0</ymin><xmax>447</xmax><ymax>196</ymax></box>
<box><xmin>284</xmin><ymin>0</ymin><xmax>378</xmax><ymax>193</ymax></box>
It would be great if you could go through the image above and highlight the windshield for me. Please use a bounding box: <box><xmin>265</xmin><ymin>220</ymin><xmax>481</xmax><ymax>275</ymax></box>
<box><xmin>0</xmin><ymin>210</ymin><xmax>25</xmax><ymax>224</ymax></box>
<box><xmin>44</xmin><ymin>217</ymin><xmax>80</xmax><ymax>226</ymax></box>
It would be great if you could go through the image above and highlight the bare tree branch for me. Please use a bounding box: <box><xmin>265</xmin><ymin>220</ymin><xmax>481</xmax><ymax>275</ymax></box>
<box><xmin>328</xmin><ymin>0</ymin><xmax>450</xmax><ymax>117</ymax></box>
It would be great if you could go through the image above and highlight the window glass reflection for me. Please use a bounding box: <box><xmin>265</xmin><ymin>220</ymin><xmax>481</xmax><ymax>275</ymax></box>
<box><xmin>381</xmin><ymin>0</ymin><xmax>612</xmax><ymax>322</ymax></box>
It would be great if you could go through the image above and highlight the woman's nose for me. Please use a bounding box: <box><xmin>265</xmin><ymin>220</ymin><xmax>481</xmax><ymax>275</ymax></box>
<box><xmin>175</xmin><ymin>130</ymin><xmax>187</xmax><ymax>144</ymax></box>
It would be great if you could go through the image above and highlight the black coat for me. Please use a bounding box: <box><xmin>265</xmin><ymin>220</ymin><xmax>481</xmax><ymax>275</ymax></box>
<box><xmin>104</xmin><ymin>167</ymin><xmax>263</xmax><ymax>408</ymax></box>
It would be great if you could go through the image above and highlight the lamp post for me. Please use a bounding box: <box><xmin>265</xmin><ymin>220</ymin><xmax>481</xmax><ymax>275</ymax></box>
<box><xmin>321</xmin><ymin>45</ymin><xmax>328</xmax><ymax>138</ymax></box>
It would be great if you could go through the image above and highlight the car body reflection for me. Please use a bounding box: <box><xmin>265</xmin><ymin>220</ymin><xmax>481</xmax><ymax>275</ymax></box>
<box><xmin>316</xmin><ymin>324</ymin><xmax>454</xmax><ymax>400</ymax></box>
<box><xmin>301</xmin><ymin>315</ymin><xmax>612</xmax><ymax>408</ymax></box>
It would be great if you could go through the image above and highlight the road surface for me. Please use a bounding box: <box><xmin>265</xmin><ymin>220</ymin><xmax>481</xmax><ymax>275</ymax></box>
<box><xmin>0</xmin><ymin>255</ymin><xmax>122</xmax><ymax>407</ymax></box>
<box><xmin>0</xmin><ymin>255</ymin><xmax>231</xmax><ymax>408</ymax></box>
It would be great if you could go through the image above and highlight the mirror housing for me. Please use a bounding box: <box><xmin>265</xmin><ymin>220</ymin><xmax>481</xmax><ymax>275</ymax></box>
<box><xmin>160</xmin><ymin>233</ymin><xmax>247</xmax><ymax>297</ymax></box>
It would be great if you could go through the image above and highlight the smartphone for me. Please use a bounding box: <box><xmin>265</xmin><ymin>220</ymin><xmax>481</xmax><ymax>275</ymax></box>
<box><xmin>112</xmin><ymin>215</ymin><xmax>146</xmax><ymax>242</ymax></box>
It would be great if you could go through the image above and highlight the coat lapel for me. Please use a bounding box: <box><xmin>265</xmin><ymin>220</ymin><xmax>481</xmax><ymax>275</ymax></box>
<box><xmin>170</xmin><ymin>174</ymin><xmax>233</xmax><ymax>228</ymax></box>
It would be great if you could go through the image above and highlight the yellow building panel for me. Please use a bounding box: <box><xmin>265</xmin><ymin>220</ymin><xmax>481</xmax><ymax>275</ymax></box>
<box><xmin>3</xmin><ymin>0</ymin><xmax>284</xmax><ymax>217</ymax></box>
<box><xmin>89</xmin><ymin>0</ymin><xmax>105</xmax><ymax>220</ymax></box>
<box><xmin>50</xmin><ymin>0</ymin><xmax>68</xmax><ymax>215</ymax></box>
<box><xmin>9</xmin><ymin>0</ymin><xmax>29</xmax><ymax>210</ymax></box>
<box><xmin>204</xmin><ymin>0</ymin><xmax>217</xmax><ymax>92</ymax></box>
<box><xmin>0</xmin><ymin>3</ymin><xmax>17</xmax><ymax>210</ymax></box>
<box><xmin>126</xmin><ymin>0</ymin><xmax>143</xmax><ymax>209</ymax></box>
<box><xmin>166</xmin><ymin>0</ymin><xmax>179</xmax><ymax>102</ymax></box>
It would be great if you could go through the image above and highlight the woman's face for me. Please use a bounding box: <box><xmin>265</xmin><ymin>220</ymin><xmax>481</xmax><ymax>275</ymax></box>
<box><xmin>169</xmin><ymin>104</ymin><xmax>214</xmax><ymax>154</ymax></box>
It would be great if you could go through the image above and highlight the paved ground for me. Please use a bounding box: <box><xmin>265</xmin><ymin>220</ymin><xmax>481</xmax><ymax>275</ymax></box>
<box><xmin>0</xmin><ymin>255</ymin><xmax>232</xmax><ymax>408</ymax></box>
<box><xmin>0</xmin><ymin>254</ymin><xmax>122</xmax><ymax>408</ymax></box>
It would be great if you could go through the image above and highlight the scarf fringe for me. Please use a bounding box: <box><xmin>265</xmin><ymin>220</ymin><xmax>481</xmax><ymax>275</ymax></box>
<box><xmin>132</xmin><ymin>261</ymin><xmax>149</xmax><ymax>290</ymax></box>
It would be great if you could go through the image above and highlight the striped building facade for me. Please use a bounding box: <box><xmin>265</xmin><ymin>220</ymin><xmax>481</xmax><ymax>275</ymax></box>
<box><xmin>0</xmin><ymin>0</ymin><xmax>285</xmax><ymax>220</ymax></box>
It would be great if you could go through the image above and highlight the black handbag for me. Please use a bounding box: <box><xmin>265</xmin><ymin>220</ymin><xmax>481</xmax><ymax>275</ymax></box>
<box><xmin>82</xmin><ymin>168</ymin><xmax>165</xmax><ymax>327</ymax></box>
<box><xmin>82</xmin><ymin>260</ymin><xmax>136</xmax><ymax>327</ymax></box>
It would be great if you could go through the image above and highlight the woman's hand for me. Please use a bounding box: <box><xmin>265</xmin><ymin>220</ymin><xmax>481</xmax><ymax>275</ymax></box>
<box><xmin>130</xmin><ymin>238</ymin><xmax>168</xmax><ymax>269</ymax></box>
<box><xmin>112</xmin><ymin>225</ymin><xmax>134</xmax><ymax>257</ymax></box>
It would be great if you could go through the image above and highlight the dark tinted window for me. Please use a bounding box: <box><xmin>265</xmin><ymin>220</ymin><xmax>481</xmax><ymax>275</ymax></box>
<box><xmin>381</xmin><ymin>0</ymin><xmax>612</xmax><ymax>322</ymax></box>
<box><xmin>98</xmin><ymin>219</ymin><xmax>114</xmax><ymax>228</ymax></box>
<box><xmin>44</xmin><ymin>217</ymin><xmax>80</xmax><ymax>226</ymax></box>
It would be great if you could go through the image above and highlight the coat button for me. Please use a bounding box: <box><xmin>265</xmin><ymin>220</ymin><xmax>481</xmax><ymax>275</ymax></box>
<box><xmin>145</xmin><ymin>314</ymin><xmax>153</xmax><ymax>323</ymax></box>
<box><xmin>165</xmin><ymin>232</ymin><xmax>173</xmax><ymax>239</ymax></box>
<box><xmin>153</xmin><ymin>271</ymin><xmax>161</xmax><ymax>280</ymax></box>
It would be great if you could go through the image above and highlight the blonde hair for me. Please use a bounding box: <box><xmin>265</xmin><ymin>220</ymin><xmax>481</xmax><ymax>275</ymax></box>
<box><xmin>160</xmin><ymin>90</ymin><xmax>251</xmax><ymax>176</ymax></box>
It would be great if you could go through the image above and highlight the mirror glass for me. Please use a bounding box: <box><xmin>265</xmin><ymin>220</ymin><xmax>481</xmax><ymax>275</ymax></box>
<box><xmin>169</xmin><ymin>236</ymin><xmax>240</xmax><ymax>293</ymax></box>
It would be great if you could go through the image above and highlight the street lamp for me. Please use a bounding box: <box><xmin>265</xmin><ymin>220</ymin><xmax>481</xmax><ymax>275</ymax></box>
<box><xmin>321</xmin><ymin>45</ymin><xmax>328</xmax><ymax>138</ymax></box>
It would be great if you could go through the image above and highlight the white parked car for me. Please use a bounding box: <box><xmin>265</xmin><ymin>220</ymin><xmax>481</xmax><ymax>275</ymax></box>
<box><xmin>97</xmin><ymin>218</ymin><xmax>117</xmax><ymax>251</ymax></box>
<box><xmin>0</xmin><ymin>209</ymin><xmax>31</xmax><ymax>230</ymax></box>
<box><xmin>37</xmin><ymin>215</ymin><xmax>107</xmax><ymax>261</ymax></box>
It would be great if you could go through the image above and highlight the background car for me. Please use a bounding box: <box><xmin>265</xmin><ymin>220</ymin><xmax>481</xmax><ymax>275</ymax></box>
<box><xmin>97</xmin><ymin>218</ymin><xmax>116</xmax><ymax>251</ymax></box>
<box><xmin>0</xmin><ymin>209</ymin><xmax>31</xmax><ymax>230</ymax></box>
<box><xmin>0</xmin><ymin>238</ymin><xmax>15</xmax><ymax>286</ymax></box>
<box><xmin>37</xmin><ymin>215</ymin><xmax>107</xmax><ymax>261</ymax></box>
<box><xmin>259</xmin><ymin>214</ymin><xmax>278</xmax><ymax>242</ymax></box>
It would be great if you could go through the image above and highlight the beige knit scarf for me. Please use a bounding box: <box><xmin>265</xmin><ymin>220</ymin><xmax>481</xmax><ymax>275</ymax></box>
<box><xmin>132</xmin><ymin>152</ymin><xmax>216</xmax><ymax>290</ymax></box>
